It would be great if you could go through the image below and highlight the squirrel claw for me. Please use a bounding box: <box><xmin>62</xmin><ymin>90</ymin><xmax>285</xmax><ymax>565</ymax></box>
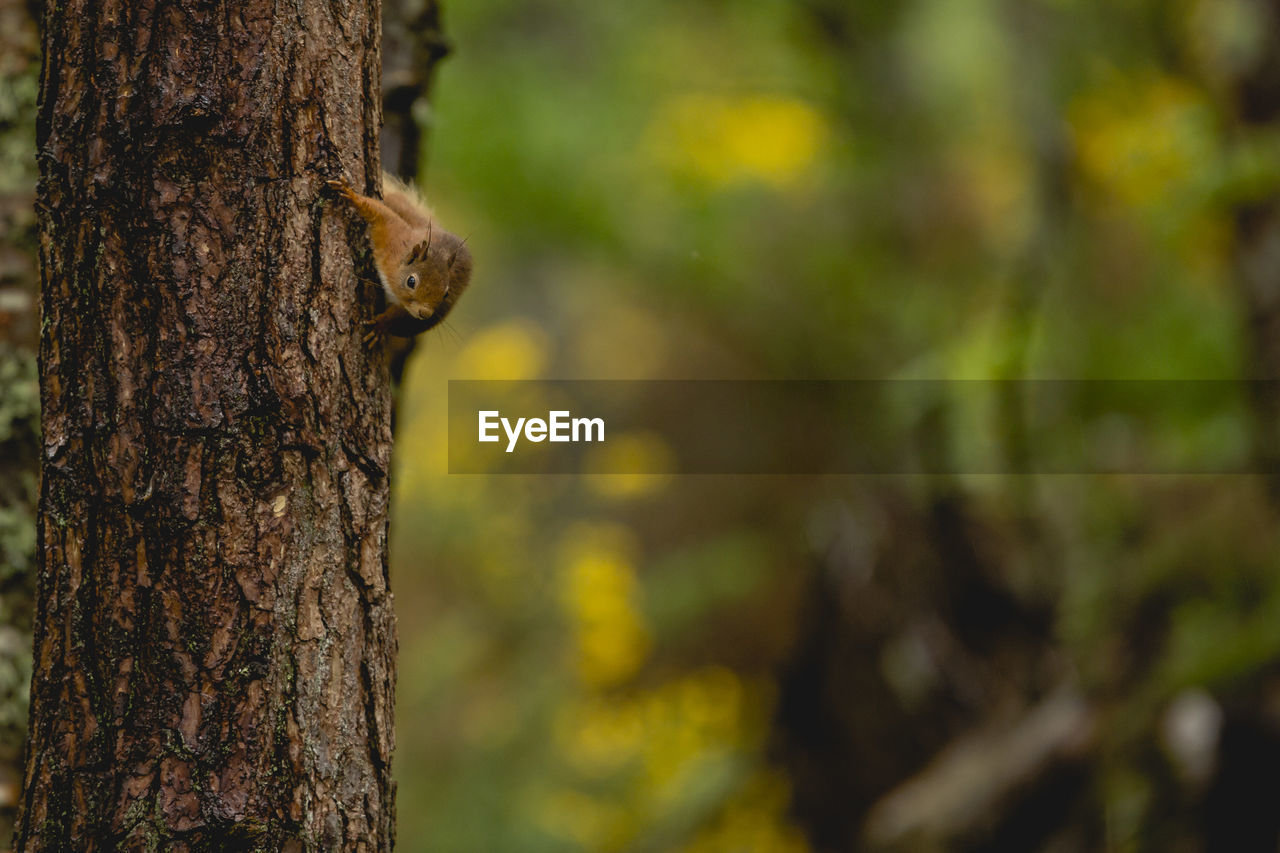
<box><xmin>362</xmin><ymin>323</ymin><xmax>384</xmax><ymax>346</ymax></box>
<box><xmin>325</xmin><ymin>178</ymin><xmax>355</xmax><ymax>199</ymax></box>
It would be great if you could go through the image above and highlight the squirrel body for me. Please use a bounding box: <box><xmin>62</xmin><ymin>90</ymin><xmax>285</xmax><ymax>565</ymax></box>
<box><xmin>327</xmin><ymin>172</ymin><xmax>473</xmax><ymax>340</ymax></box>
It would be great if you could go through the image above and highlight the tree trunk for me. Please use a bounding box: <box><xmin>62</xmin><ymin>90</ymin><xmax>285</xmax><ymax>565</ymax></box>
<box><xmin>16</xmin><ymin>1</ymin><xmax>396</xmax><ymax>849</ymax></box>
<box><xmin>381</xmin><ymin>0</ymin><xmax>450</xmax><ymax>182</ymax></box>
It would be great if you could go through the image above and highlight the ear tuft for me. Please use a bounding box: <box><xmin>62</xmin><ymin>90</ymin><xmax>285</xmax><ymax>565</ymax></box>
<box><xmin>407</xmin><ymin>239</ymin><xmax>430</xmax><ymax>264</ymax></box>
<box><xmin>406</xmin><ymin>223</ymin><xmax>435</xmax><ymax>264</ymax></box>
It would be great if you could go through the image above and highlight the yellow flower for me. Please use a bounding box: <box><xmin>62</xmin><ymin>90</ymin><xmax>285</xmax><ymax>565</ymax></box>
<box><xmin>647</xmin><ymin>93</ymin><xmax>829</xmax><ymax>190</ymax></box>
<box><xmin>559</xmin><ymin>531</ymin><xmax>651</xmax><ymax>688</ymax></box>
<box><xmin>585</xmin><ymin>431</ymin><xmax>675</xmax><ymax>499</ymax></box>
<box><xmin>1070</xmin><ymin>76</ymin><xmax>1213</xmax><ymax>208</ymax></box>
<box><xmin>679</xmin><ymin>770</ymin><xmax>811</xmax><ymax>853</ymax></box>
<box><xmin>555</xmin><ymin>697</ymin><xmax>646</xmax><ymax>777</ymax></box>
<box><xmin>452</xmin><ymin>320</ymin><xmax>550</xmax><ymax>380</ymax></box>
<box><xmin>528</xmin><ymin>787</ymin><xmax>625</xmax><ymax>849</ymax></box>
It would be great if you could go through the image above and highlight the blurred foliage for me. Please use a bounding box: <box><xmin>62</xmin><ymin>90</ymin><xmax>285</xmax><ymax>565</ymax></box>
<box><xmin>391</xmin><ymin>0</ymin><xmax>1280</xmax><ymax>850</ymax></box>
<box><xmin>2</xmin><ymin>0</ymin><xmax>1280</xmax><ymax>848</ymax></box>
<box><xmin>0</xmin><ymin>344</ymin><xmax>35</xmax><ymax>729</ymax></box>
<box><xmin>0</xmin><ymin>0</ymin><xmax>40</xmax><ymax>836</ymax></box>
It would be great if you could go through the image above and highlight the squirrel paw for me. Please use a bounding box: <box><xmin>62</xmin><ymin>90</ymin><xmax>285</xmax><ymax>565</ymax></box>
<box><xmin>362</xmin><ymin>321</ymin><xmax>385</xmax><ymax>346</ymax></box>
<box><xmin>325</xmin><ymin>178</ymin><xmax>356</xmax><ymax>200</ymax></box>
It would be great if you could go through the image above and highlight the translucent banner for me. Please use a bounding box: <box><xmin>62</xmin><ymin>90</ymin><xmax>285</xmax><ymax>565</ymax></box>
<box><xmin>447</xmin><ymin>380</ymin><xmax>1269</xmax><ymax>475</ymax></box>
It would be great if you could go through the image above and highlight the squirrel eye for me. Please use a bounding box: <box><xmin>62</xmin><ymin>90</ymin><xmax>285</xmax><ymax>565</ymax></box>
<box><xmin>405</xmin><ymin>274</ymin><xmax>418</xmax><ymax>290</ymax></box>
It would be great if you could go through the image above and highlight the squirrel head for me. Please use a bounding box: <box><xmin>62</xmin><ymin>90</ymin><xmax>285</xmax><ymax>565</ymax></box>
<box><xmin>390</xmin><ymin>226</ymin><xmax>473</xmax><ymax>327</ymax></box>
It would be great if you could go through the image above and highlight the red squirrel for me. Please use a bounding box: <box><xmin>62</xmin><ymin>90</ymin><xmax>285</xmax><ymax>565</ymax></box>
<box><xmin>326</xmin><ymin>172</ymin><xmax>473</xmax><ymax>342</ymax></box>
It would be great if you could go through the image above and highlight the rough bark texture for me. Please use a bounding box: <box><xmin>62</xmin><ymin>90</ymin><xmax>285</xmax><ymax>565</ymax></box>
<box><xmin>16</xmin><ymin>1</ymin><xmax>396</xmax><ymax>850</ymax></box>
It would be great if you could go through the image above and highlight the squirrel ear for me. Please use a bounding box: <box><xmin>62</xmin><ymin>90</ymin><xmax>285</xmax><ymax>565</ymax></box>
<box><xmin>448</xmin><ymin>235</ymin><xmax>471</xmax><ymax>269</ymax></box>
<box><xmin>406</xmin><ymin>223</ymin><xmax>435</xmax><ymax>264</ymax></box>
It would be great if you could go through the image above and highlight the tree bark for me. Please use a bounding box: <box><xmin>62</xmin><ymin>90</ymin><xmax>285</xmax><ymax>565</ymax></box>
<box><xmin>16</xmin><ymin>1</ymin><xmax>396</xmax><ymax>849</ymax></box>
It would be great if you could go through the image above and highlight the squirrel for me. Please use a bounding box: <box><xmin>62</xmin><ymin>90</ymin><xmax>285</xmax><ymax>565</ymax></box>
<box><xmin>326</xmin><ymin>172</ymin><xmax>473</xmax><ymax>343</ymax></box>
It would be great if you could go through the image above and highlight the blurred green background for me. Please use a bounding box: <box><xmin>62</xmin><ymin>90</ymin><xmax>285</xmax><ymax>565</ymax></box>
<box><xmin>389</xmin><ymin>0</ymin><xmax>1280</xmax><ymax>850</ymax></box>
<box><xmin>7</xmin><ymin>0</ymin><xmax>1280</xmax><ymax>850</ymax></box>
